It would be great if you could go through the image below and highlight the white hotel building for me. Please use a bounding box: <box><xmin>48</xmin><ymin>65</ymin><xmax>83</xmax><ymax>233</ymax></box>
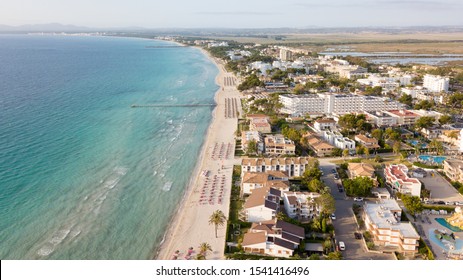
<box><xmin>280</xmin><ymin>93</ymin><xmax>403</xmax><ymax>116</ymax></box>
<box><xmin>423</xmin><ymin>74</ymin><xmax>449</xmax><ymax>92</ymax></box>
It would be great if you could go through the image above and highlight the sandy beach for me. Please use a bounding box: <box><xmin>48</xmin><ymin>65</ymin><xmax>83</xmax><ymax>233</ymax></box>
<box><xmin>155</xmin><ymin>47</ymin><xmax>242</xmax><ymax>260</ymax></box>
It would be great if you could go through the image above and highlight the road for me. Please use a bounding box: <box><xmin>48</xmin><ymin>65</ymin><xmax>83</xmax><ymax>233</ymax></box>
<box><xmin>319</xmin><ymin>159</ymin><xmax>395</xmax><ymax>260</ymax></box>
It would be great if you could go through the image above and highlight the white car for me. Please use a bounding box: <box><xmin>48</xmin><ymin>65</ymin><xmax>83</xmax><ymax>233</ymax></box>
<box><xmin>353</xmin><ymin>197</ymin><xmax>364</xmax><ymax>202</ymax></box>
<box><xmin>331</xmin><ymin>213</ymin><xmax>336</xmax><ymax>220</ymax></box>
<box><xmin>339</xmin><ymin>241</ymin><xmax>346</xmax><ymax>251</ymax></box>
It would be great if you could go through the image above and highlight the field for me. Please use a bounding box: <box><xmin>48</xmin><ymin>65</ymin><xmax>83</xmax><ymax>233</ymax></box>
<box><xmin>200</xmin><ymin>32</ymin><xmax>463</xmax><ymax>54</ymax></box>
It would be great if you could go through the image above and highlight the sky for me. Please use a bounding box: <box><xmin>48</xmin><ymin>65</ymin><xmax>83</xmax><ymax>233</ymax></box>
<box><xmin>1</xmin><ymin>0</ymin><xmax>462</xmax><ymax>28</ymax></box>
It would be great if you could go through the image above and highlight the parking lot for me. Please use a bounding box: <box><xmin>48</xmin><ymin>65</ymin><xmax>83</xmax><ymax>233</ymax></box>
<box><xmin>420</xmin><ymin>171</ymin><xmax>463</xmax><ymax>204</ymax></box>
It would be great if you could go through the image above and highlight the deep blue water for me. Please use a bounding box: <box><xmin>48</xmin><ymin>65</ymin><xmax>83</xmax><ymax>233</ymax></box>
<box><xmin>0</xmin><ymin>35</ymin><xmax>218</xmax><ymax>259</ymax></box>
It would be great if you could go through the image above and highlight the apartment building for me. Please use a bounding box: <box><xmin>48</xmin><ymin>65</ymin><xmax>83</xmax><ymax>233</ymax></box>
<box><xmin>364</xmin><ymin>111</ymin><xmax>398</xmax><ymax>127</ymax></box>
<box><xmin>279</xmin><ymin>49</ymin><xmax>293</xmax><ymax>61</ymax></box>
<box><xmin>264</xmin><ymin>134</ymin><xmax>295</xmax><ymax>156</ymax></box>
<box><xmin>443</xmin><ymin>159</ymin><xmax>463</xmax><ymax>183</ymax></box>
<box><xmin>241</xmin><ymin>157</ymin><xmax>312</xmax><ymax>177</ymax></box>
<box><xmin>364</xmin><ymin>199</ymin><xmax>419</xmax><ymax>256</ymax></box>
<box><xmin>241</xmin><ymin>131</ymin><xmax>264</xmax><ymax>154</ymax></box>
<box><xmin>384</xmin><ymin>164</ymin><xmax>421</xmax><ymax>197</ymax></box>
<box><xmin>283</xmin><ymin>192</ymin><xmax>320</xmax><ymax>222</ymax></box>
<box><xmin>313</xmin><ymin>118</ymin><xmax>337</xmax><ymax>132</ymax></box>
<box><xmin>385</xmin><ymin>110</ymin><xmax>420</xmax><ymax>126</ymax></box>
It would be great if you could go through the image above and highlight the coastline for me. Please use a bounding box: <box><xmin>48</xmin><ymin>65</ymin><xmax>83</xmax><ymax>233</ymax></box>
<box><xmin>154</xmin><ymin>45</ymin><xmax>241</xmax><ymax>260</ymax></box>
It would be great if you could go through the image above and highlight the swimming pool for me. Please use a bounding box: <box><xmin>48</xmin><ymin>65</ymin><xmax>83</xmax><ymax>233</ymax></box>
<box><xmin>419</xmin><ymin>155</ymin><xmax>447</xmax><ymax>164</ymax></box>
<box><xmin>436</xmin><ymin>218</ymin><xmax>463</xmax><ymax>232</ymax></box>
<box><xmin>408</xmin><ymin>140</ymin><xmax>427</xmax><ymax>148</ymax></box>
<box><xmin>428</xmin><ymin>228</ymin><xmax>463</xmax><ymax>253</ymax></box>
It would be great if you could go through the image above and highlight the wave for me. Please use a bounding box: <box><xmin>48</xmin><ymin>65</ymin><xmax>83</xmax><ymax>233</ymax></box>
<box><xmin>34</xmin><ymin>166</ymin><xmax>128</xmax><ymax>258</ymax></box>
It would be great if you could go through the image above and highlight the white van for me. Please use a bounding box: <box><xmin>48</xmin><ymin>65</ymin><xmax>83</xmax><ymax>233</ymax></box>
<box><xmin>339</xmin><ymin>241</ymin><xmax>346</xmax><ymax>251</ymax></box>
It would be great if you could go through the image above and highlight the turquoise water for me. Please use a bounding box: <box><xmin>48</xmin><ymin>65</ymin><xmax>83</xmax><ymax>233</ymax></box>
<box><xmin>0</xmin><ymin>35</ymin><xmax>218</xmax><ymax>259</ymax></box>
<box><xmin>428</xmin><ymin>229</ymin><xmax>463</xmax><ymax>253</ymax></box>
<box><xmin>408</xmin><ymin>140</ymin><xmax>427</xmax><ymax>149</ymax></box>
<box><xmin>419</xmin><ymin>155</ymin><xmax>447</xmax><ymax>164</ymax></box>
<box><xmin>435</xmin><ymin>218</ymin><xmax>463</xmax><ymax>232</ymax></box>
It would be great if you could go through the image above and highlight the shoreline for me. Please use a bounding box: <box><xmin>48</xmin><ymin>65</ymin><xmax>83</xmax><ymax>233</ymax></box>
<box><xmin>154</xmin><ymin>44</ymin><xmax>241</xmax><ymax>260</ymax></box>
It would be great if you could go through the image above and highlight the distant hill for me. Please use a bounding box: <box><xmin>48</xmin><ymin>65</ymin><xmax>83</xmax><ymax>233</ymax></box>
<box><xmin>0</xmin><ymin>23</ymin><xmax>92</xmax><ymax>32</ymax></box>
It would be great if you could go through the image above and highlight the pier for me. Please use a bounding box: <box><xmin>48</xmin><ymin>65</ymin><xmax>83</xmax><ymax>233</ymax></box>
<box><xmin>131</xmin><ymin>104</ymin><xmax>215</xmax><ymax>108</ymax></box>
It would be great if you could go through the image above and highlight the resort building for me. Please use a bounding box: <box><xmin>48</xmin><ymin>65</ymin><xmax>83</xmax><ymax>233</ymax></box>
<box><xmin>363</xmin><ymin>199</ymin><xmax>420</xmax><ymax>256</ymax></box>
<box><xmin>384</xmin><ymin>164</ymin><xmax>421</xmax><ymax>197</ymax></box>
<box><xmin>241</xmin><ymin>157</ymin><xmax>312</xmax><ymax>177</ymax></box>
<box><xmin>420</xmin><ymin>126</ymin><xmax>443</xmax><ymax>139</ymax></box>
<box><xmin>241</xmin><ymin>131</ymin><xmax>264</xmax><ymax>154</ymax></box>
<box><xmin>347</xmin><ymin>162</ymin><xmax>377</xmax><ymax>182</ymax></box>
<box><xmin>283</xmin><ymin>192</ymin><xmax>320</xmax><ymax>222</ymax></box>
<box><xmin>241</xmin><ymin>171</ymin><xmax>289</xmax><ymax>195</ymax></box>
<box><xmin>321</xmin><ymin>130</ymin><xmax>356</xmax><ymax>151</ymax></box>
<box><xmin>242</xmin><ymin>187</ymin><xmax>281</xmax><ymax>223</ymax></box>
<box><xmin>279</xmin><ymin>93</ymin><xmax>403</xmax><ymax>116</ymax></box>
<box><xmin>364</xmin><ymin>111</ymin><xmax>398</xmax><ymax>127</ymax></box>
<box><xmin>385</xmin><ymin>110</ymin><xmax>420</xmax><ymax>126</ymax></box>
<box><xmin>357</xmin><ymin>75</ymin><xmax>400</xmax><ymax>92</ymax></box>
<box><xmin>443</xmin><ymin>159</ymin><xmax>463</xmax><ymax>183</ymax></box>
<box><xmin>423</xmin><ymin>74</ymin><xmax>450</xmax><ymax>92</ymax></box>
<box><xmin>242</xmin><ymin>219</ymin><xmax>305</xmax><ymax>258</ymax></box>
<box><xmin>263</xmin><ymin>134</ymin><xmax>295</xmax><ymax>156</ymax></box>
<box><xmin>355</xmin><ymin>134</ymin><xmax>380</xmax><ymax>149</ymax></box>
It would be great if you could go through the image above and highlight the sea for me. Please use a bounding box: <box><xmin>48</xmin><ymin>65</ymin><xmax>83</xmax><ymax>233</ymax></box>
<box><xmin>0</xmin><ymin>34</ymin><xmax>218</xmax><ymax>259</ymax></box>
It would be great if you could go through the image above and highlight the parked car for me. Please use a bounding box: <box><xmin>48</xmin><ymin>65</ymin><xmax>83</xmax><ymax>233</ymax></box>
<box><xmin>455</xmin><ymin>202</ymin><xmax>463</xmax><ymax>206</ymax></box>
<box><xmin>353</xmin><ymin>197</ymin><xmax>364</xmax><ymax>202</ymax></box>
<box><xmin>339</xmin><ymin>241</ymin><xmax>346</xmax><ymax>251</ymax></box>
<box><xmin>334</xmin><ymin>174</ymin><xmax>339</xmax><ymax>180</ymax></box>
<box><xmin>331</xmin><ymin>213</ymin><xmax>336</xmax><ymax>220</ymax></box>
<box><xmin>437</xmin><ymin>201</ymin><xmax>445</xmax><ymax>205</ymax></box>
<box><xmin>354</xmin><ymin>232</ymin><xmax>362</xmax><ymax>239</ymax></box>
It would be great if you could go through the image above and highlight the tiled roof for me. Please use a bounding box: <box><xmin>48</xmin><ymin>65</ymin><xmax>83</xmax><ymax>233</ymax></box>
<box><xmin>242</xmin><ymin>231</ymin><xmax>267</xmax><ymax>246</ymax></box>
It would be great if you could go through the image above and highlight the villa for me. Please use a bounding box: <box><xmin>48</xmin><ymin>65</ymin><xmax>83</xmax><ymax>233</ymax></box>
<box><xmin>241</xmin><ymin>171</ymin><xmax>289</xmax><ymax>195</ymax></box>
<box><xmin>263</xmin><ymin>134</ymin><xmax>295</xmax><ymax>156</ymax></box>
<box><xmin>242</xmin><ymin>219</ymin><xmax>305</xmax><ymax>258</ymax></box>
<box><xmin>355</xmin><ymin>134</ymin><xmax>380</xmax><ymax>149</ymax></box>
<box><xmin>348</xmin><ymin>162</ymin><xmax>377</xmax><ymax>184</ymax></box>
<box><xmin>241</xmin><ymin>187</ymin><xmax>281</xmax><ymax>222</ymax></box>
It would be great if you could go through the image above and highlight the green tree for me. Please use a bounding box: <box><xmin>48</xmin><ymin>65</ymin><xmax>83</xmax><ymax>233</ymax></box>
<box><xmin>331</xmin><ymin>148</ymin><xmax>343</xmax><ymax>157</ymax></box>
<box><xmin>321</xmin><ymin>217</ymin><xmax>327</xmax><ymax>233</ymax></box>
<box><xmin>356</xmin><ymin>145</ymin><xmax>365</xmax><ymax>156</ymax></box>
<box><xmin>364</xmin><ymin>147</ymin><xmax>370</xmax><ymax>158</ymax></box>
<box><xmin>342</xmin><ymin>177</ymin><xmax>374</xmax><ymax>197</ymax></box>
<box><xmin>438</xmin><ymin>115</ymin><xmax>452</xmax><ymax>125</ymax></box>
<box><xmin>393</xmin><ymin>141</ymin><xmax>401</xmax><ymax>155</ymax></box>
<box><xmin>247</xmin><ymin>139</ymin><xmax>257</xmax><ymax>155</ymax></box>
<box><xmin>415</xmin><ymin>116</ymin><xmax>435</xmax><ymax>130</ymax></box>
<box><xmin>309</xmin><ymin>254</ymin><xmax>320</xmax><ymax>260</ymax></box>
<box><xmin>198</xmin><ymin>242</ymin><xmax>213</xmax><ymax>259</ymax></box>
<box><xmin>429</xmin><ymin>139</ymin><xmax>444</xmax><ymax>155</ymax></box>
<box><xmin>308</xmin><ymin>178</ymin><xmax>324</xmax><ymax>193</ymax></box>
<box><xmin>282</xmin><ymin>127</ymin><xmax>302</xmax><ymax>142</ymax></box>
<box><xmin>342</xmin><ymin>149</ymin><xmax>349</xmax><ymax>159</ymax></box>
<box><xmin>315</xmin><ymin>193</ymin><xmax>336</xmax><ymax>216</ymax></box>
<box><xmin>209</xmin><ymin>210</ymin><xmax>227</xmax><ymax>238</ymax></box>
<box><xmin>398</xmin><ymin>93</ymin><xmax>413</xmax><ymax>106</ymax></box>
<box><xmin>371</xmin><ymin>128</ymin><xmax>383</xmax><ymax>141</ymax></box>
<box><xmin>326</xmin><ymin>251</ymin><xmax>343</xmax><ymax>260</ymax></box>
<box><xmin>402</xmin><ymin>194</ymin><xmax>423</xmax><ymax>216</ymax></box>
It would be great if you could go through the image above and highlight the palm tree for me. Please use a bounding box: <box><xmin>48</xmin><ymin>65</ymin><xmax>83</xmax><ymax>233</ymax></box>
<box><xmin>209</xmin><ymin>210</ymin><xmax>227</xmax><ymax>238</ymax></box>
<box><xmin>198</xmin><ymin>242</ymin><xmax>212</xmax><ymax>260</ymax></box>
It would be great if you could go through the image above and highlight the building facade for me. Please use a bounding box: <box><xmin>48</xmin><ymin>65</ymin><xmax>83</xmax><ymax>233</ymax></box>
<box><xmin>423</xmin><ymin>74</ymin><xmax>449</xmax><ymax>92</ymax></box>
<box><xmin>384</xmin><ymin>164</ymin><xmax>421</xmax><ymax>197</ymax></box>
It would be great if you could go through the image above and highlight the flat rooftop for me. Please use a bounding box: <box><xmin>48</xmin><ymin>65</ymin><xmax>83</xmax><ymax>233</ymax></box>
<box><xmin>364</xmin><ymin>200</ymin><xmax>419</xmax><ymax>239</ymax></box>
